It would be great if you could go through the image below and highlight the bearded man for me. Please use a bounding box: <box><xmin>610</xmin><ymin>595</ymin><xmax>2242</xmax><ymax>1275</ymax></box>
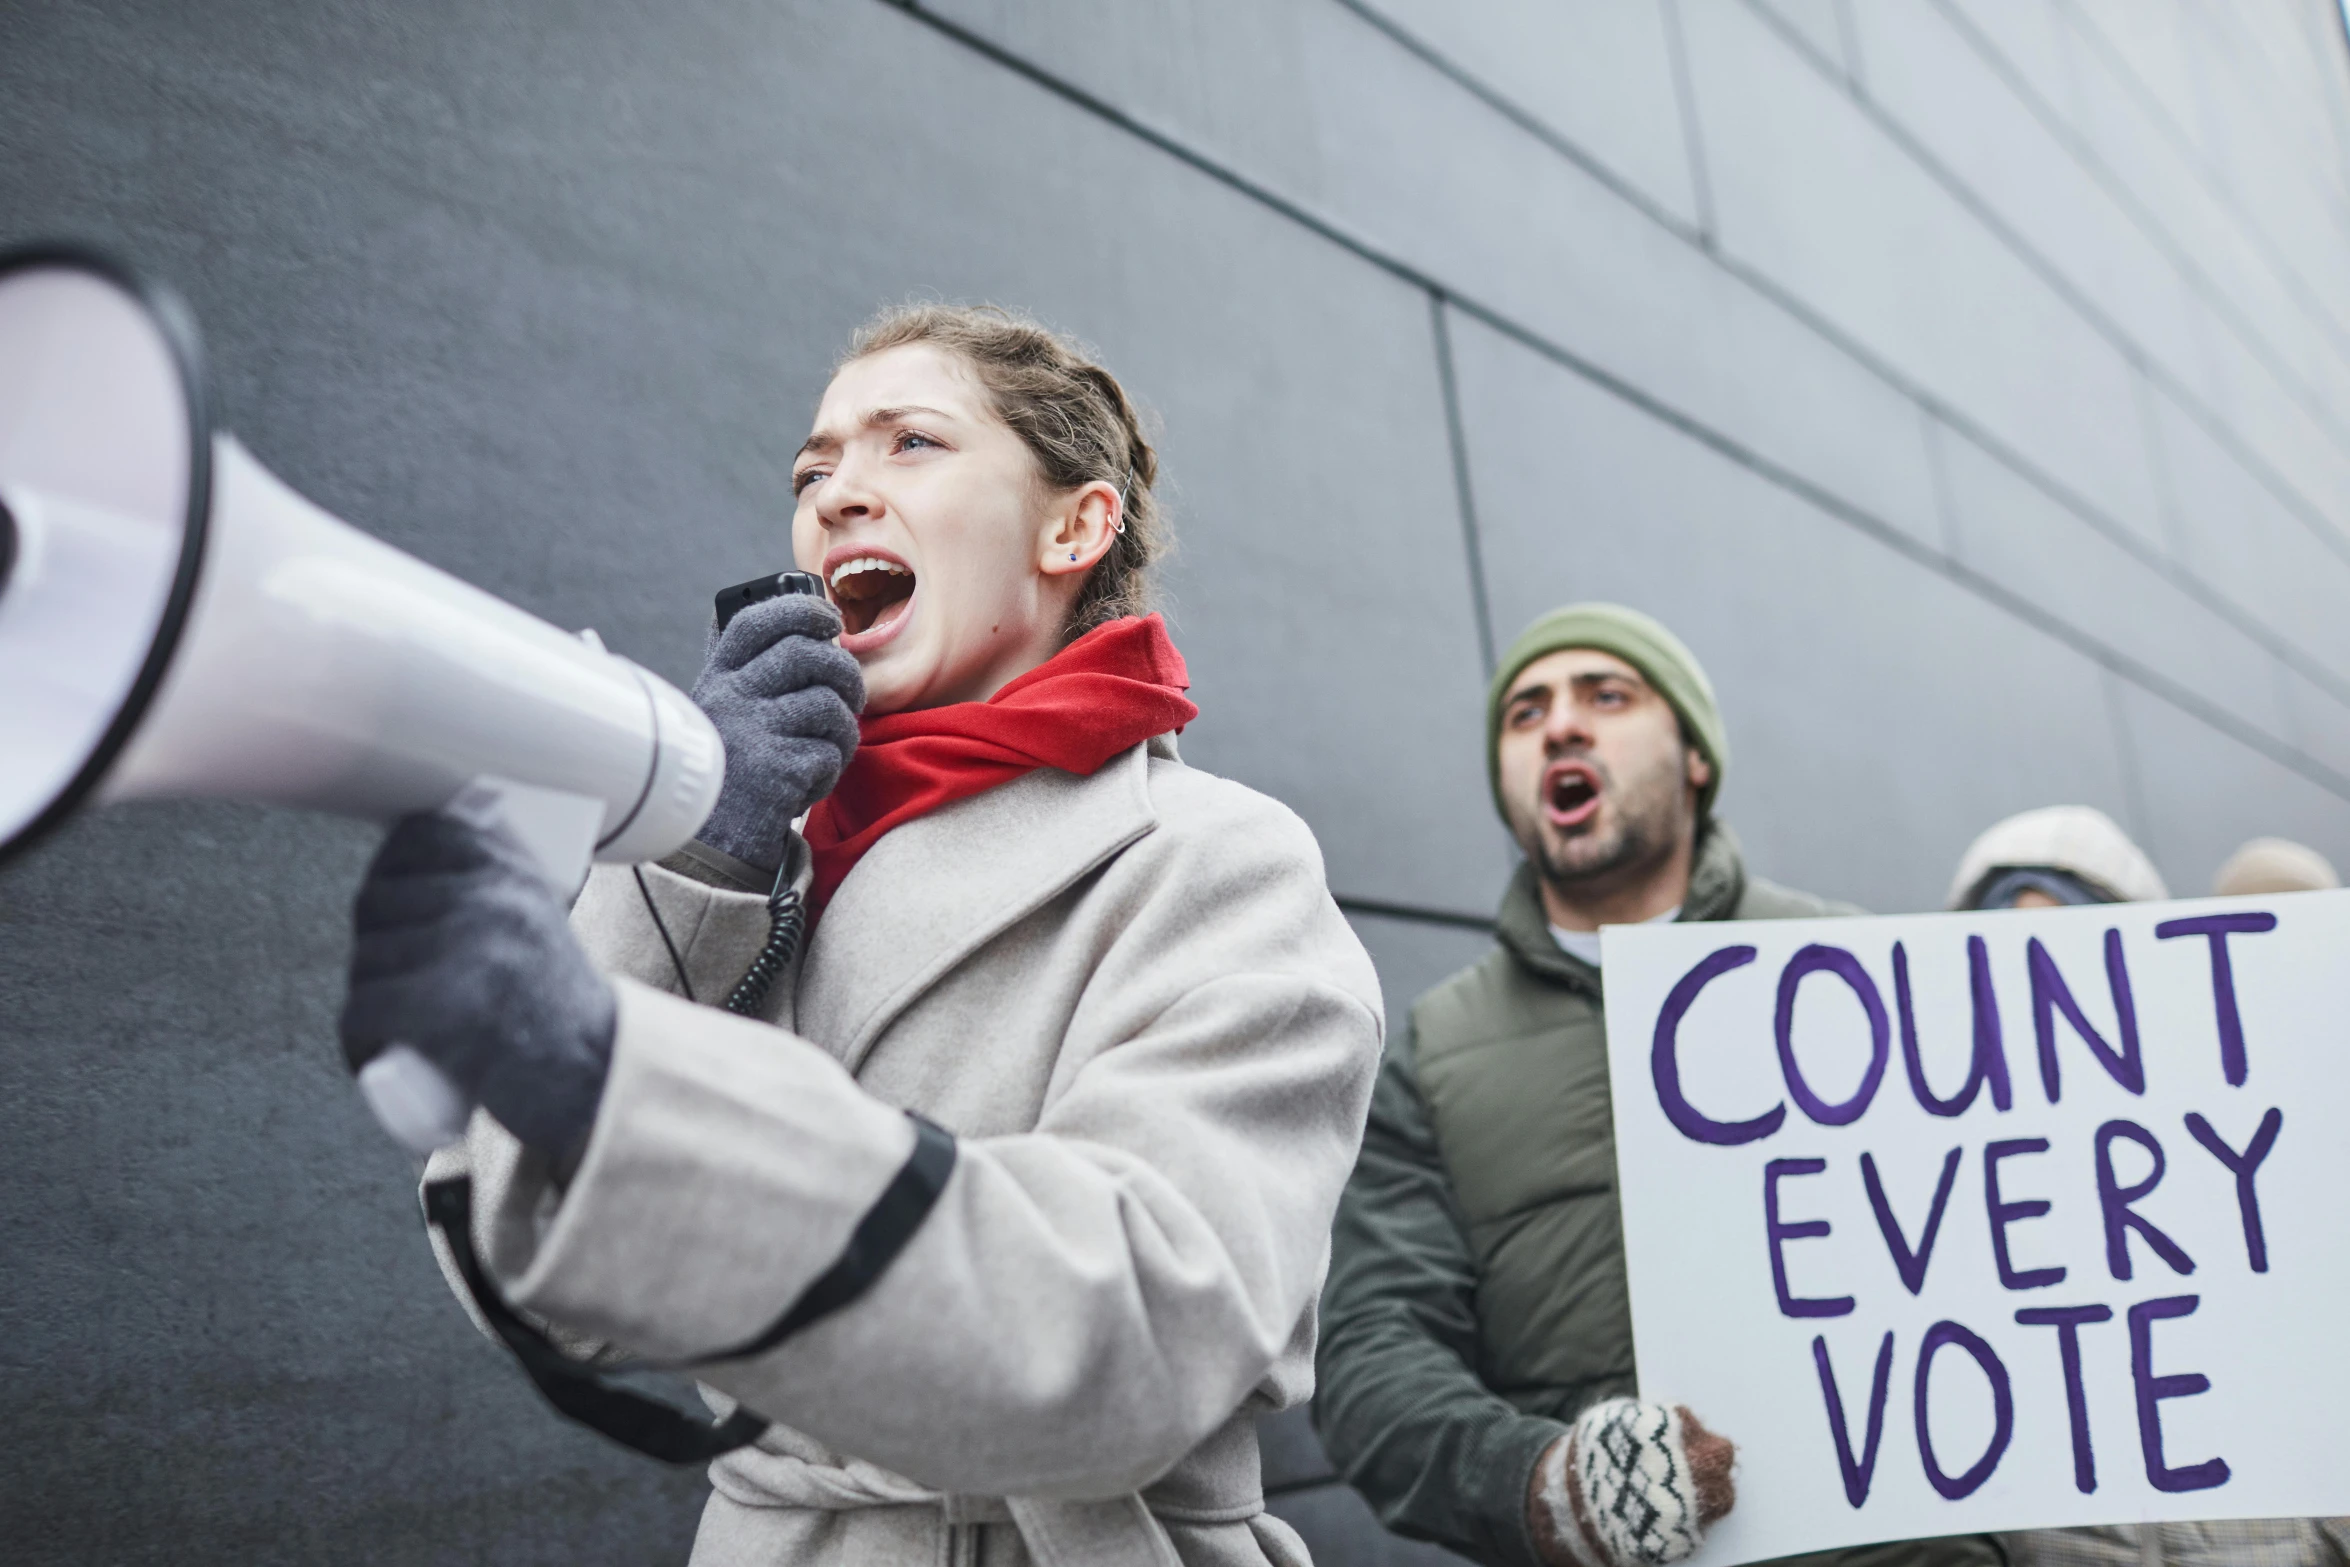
<box><xmin>1313</xmin><ymin>604</ymin><xmax>2003</xmax><ymax>1567</ymax></box>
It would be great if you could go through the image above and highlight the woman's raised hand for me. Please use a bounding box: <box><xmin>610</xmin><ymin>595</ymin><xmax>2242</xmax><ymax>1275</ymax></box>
<box><xmin>690</xmin><ymin>591</ymin><xmax>865</xmax><ymax>874</ymax></box>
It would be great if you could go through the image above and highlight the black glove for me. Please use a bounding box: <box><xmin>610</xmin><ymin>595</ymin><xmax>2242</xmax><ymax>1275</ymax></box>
<box><xmin>340</xmin><ymin>804</ymin><xmax>617</xmax><ymax>1155</ymax></box>
<box><xmin>689</xmin><ymin>591</ymin><xmax>864</xmax><ymax>873</ymax></box>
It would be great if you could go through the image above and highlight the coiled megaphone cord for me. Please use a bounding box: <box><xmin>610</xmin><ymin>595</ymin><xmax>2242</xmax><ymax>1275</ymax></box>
<box><xmin>723</xmin><ymin>868</ymin><xmax>805</xmax><ymax>1018</ymax></box>
<box><xmin>631</xmin><ymin>854</ymin><xmax>805</xmax><ymax>1019</ymax></box>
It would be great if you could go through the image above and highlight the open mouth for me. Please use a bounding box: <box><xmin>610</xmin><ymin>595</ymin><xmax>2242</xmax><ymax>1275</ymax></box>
<box><xmin>1543</xmin><ymin>762</ymin><xmax>1602</xmax><ymax>829</ymax></box>
<box><xmin>829</xmin><ymin>554</ymin><xmax>915</xmax><ymax>642</ymax></box>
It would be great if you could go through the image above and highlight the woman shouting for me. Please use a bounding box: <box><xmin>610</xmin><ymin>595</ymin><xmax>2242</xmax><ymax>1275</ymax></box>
<box><xmin>340</xmin><ymin>304</ymin><xmax>1384</xmax><ymax>1566</ymax></box>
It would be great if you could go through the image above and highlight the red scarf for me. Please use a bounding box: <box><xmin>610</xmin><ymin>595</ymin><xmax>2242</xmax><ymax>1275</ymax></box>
<box><xmin>802</xmin><ymin>614</ymin><xmax>1198</xmax><ymax>915</ymax></box>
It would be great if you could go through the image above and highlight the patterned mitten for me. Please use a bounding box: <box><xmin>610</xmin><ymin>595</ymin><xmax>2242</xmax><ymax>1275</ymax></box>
<box><xmin>1535</xmin><ymin>1398</ymin><xmax>1736</xmax><ymax>1567</ymax></box>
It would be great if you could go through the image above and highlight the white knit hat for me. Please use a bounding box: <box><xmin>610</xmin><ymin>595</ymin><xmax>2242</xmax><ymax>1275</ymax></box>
<box><xmin>1947</xmin><ymin>805</ymin><xmax>2168</xmax><ymax>909</ymax></box>
<box><xmin>2213</xmin><ymin>838</ymin><xmax>2340</xmax><ymax>896</ymax></box>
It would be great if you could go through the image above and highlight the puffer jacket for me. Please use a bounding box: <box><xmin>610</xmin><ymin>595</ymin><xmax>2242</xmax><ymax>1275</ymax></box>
<box><xmin>1314</xmin><ymin>825</ymin><xmax>2006</xmax><ymax>1567</ymax></box>
<box><xmin>427</xmin><ymin>735</ymin><xmax>1383</xmax><ymax>1567</ymax></box>
<box><xmin>2008</xmin><ymin>1519</ymin><xmax>2350</xmax><ymax>1566</ymax></box>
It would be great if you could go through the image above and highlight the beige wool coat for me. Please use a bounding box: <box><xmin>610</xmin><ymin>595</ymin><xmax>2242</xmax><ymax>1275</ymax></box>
<box><xmin>425</xmin><ymin>735</ymin><xmax>1384</xmax><ymax>1567</ymax></box>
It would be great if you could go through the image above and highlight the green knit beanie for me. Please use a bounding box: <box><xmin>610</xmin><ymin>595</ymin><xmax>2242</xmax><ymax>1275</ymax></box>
<box><xmin>1485</xmin><ymin>602</ymin><xmax>1728</xmax><ymax>822</ymax></box>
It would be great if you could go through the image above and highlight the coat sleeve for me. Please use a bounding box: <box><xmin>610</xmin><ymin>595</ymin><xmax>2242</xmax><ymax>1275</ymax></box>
<box><xmin>1312</xmin><ymin>1023</ymin><xmax>1563</xmax><ymax>1567</ymax></box>
<box><xmin>419</xmin><ymin>852</ymin><xmax>784</xmax><ymax>1336</ymax></box>
<box><xmin>459</xmin><ymin>808</ymin><xmax>1385</xmax><ymax>1502</ymax></box>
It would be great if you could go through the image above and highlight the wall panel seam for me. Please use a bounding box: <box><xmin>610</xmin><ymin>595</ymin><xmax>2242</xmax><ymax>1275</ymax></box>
<box><xmin>2054</xmin><ymin>0</ymin><xmax>2350</xmax><ymax>339</ymax></box>
<box><xmin>1831</xmin><ymin>0</ymin><xmax>1868</xmax><ymax>89</ymax></box>
<box><xmin>1929</xmin><ymin>0</ymin><xmax>2350</xmax><ymax>383</ymax></box>
<box><xmin>1694</xmin><ymin>273</ymin><xmax>2350</xmax><ymax>737</ymax></box>
<box><xmin>1328</xmin><ymin>0</ymin><xmax>1699</xmax><ymax>240</ymax></box>
<box><xmin>1711</xmin><ymin>10</ymin><xmax>2350</xmax><ymax>710</ymax></box>
<box><xmin>1330</xmin><ymin>3</ymin><xmax>2350</xmax><ymax>702</ymax></box>
<box><xmin>872</xmin><ymin>0</ymin><xmax>2350</xmax><ymax>807</ymax></box>
<box><xmin>1739</xmin><ymin>0</ymin><xmax>2350</xmax><ymax>557</ymax></box>
<box><xmin>1331</xmin><ymin>0</ymin><xmax>2350</xmax><ymax>704</ymax></box>
<box><xmin>2101</xmin><ymin>665</ymin><xmax>2158</xmax><ymax>857</ymax></box>
<box><xmin>1657</xmin><ymin>0</ymin><xmax>1719</xmax><ymax>245</ymax></box>
<box><xmin>1453</xmin><ymin>281</ymin><xmax>2350</xmax><ymax>802</ymax></box>
<box><xmin>1914</xmin><ymin>0</ymin><xmax>2350</xmax><ymax>479</ymax></box>
<box><xmin>1429</xmin><ymin>293</ymin><xmax>1497</xmax><ymax>675</ymax></box>
<box><xmin>2174</xmin><ymin>0</ymin><xmax>2350</xmax><ymax>182</ymax></box>
<box><xmin>1341</xmin><ymin>0</ymin><xmax>2350</xmax><ymax>580</ymax></box>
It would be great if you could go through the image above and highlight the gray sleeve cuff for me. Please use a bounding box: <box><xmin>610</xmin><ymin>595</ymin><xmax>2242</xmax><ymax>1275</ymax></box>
<box><xmin>1495</xmin><ymin>1414</ymin><xmax>1573</xmax><ymax>1567</ymax></box>
<box><xmin>662</xmin><ymin>837</ymin><xmax>777</xmax><ymax>894</ymax></box>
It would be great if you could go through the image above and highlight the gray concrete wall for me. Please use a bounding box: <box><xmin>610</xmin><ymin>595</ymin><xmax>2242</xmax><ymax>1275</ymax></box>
<box><xmin>2</xmin><ymin>1</ymin><xmax>2347</xmax><ymax>1561</ymax></box>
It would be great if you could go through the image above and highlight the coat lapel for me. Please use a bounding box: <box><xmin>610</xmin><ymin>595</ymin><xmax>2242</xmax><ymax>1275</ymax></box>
<box><xmin>797</xmin><ymin>743</ymin><xmax>1159</xmax><ymax>1074</ymax></box>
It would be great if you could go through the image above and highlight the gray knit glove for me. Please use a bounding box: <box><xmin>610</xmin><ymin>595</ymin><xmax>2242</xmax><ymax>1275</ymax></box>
<box><xmin>1533</xmin><ymin>1399</ymin><xmax>1736</xmax><ymax>1567</ymax></box>
<box><xmin>339</xmin><ymin>802</ymin><xmax>617</xmax><ymax>1155</ymax></box>
<box><xmin>689</xmin><ymin>592</ymin><xmax>863</xmax><ymax>873</ymax></box>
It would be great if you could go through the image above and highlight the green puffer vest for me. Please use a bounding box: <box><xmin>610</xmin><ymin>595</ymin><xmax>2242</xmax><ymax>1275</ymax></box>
<box><xmin>1410</xmin><ymin>826</ymin><xmax>1849</xmax><ymax>1418</ymax></box>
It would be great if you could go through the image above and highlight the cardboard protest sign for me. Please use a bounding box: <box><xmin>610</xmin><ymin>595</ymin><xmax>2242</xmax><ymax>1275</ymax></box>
<box><xmin>1602</xmin><ymin>890</ymin><xmax>2350</xmax><ymax>1564</ymax></box>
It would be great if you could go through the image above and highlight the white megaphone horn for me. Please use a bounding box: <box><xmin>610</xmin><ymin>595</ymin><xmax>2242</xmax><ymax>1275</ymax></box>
<box><xmin>0</xmin><ymin>243</ymin><xmax>724</xmax><ymax>1153</ymax></box>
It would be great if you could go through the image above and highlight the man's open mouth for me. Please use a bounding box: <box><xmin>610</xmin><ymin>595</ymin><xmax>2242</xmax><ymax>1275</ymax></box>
<box><xmin>1543</xmin><ymin>762</ymin><xmax>1602</xmax><ymax>829</ymax></box>
<box><xmin>829</xmin><ymin>555</ymin><xmax>915</xmax><ymax>638</ymax></box>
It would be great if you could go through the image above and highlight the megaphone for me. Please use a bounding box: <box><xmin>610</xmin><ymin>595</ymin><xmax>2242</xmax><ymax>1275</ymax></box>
<box><xmin>0</xmin><ymin>243</ymin><xmax>724</xmax><ymax>1151</ymax></box>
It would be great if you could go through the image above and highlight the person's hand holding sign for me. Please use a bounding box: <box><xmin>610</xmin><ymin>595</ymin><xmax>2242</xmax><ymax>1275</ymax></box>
<box><xmin>1528</xmin><ymin>1399</ymin><xmax>1737</xmax><ymax>1566</ymax></box>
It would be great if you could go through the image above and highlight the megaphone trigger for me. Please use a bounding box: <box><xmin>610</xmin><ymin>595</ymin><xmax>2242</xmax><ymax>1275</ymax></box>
<box><xmin>357</xmin><ymin>1044</ymin><xmax>475</xmax><ymax>1157</ymax></box>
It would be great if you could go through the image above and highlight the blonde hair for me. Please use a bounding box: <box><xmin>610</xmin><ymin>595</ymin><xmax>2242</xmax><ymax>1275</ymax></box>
<box><xmin>844</xmin><ymin>303</ymin><xmax>1167</xmax><ymax>642</ymax></box>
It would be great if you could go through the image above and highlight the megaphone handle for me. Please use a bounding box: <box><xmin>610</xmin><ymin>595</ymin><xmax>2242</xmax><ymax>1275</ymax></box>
<box><xmin>355</xmin><ymin>777</ymin><xmax>606</xmax><ymax>1153</ymax></box>
<box><xmin>358</xmin><ymin>1045</ymin><xmax>474</xmax><ymax>1155</ymax></box>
